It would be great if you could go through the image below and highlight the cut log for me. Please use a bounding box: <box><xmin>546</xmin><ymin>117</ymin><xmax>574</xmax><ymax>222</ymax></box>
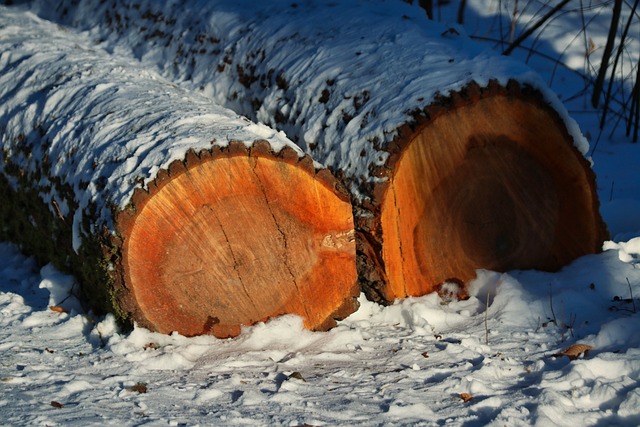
<box><xmin>0</xmin><ymin>9</ymin><xmax>358</xmax><ymax>337</ymax></box>
<box><xmin>119</xmin><ymin>143</ymin><xmax>357</xmax><ymax>337</ymax></box>
<box><xmin>22</xmin><ymin>0</ymin><xmax>609</xmax><ymax>302</ymax></box>
<box><xmin>379</xmin><ymin>82</ymin><xmax>605</xmax><ymax>300</ymax></box>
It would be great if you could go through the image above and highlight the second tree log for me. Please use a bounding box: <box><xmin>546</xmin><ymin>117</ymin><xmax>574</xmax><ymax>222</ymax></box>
<box><xmin>372</xmin><ymin>81</ymin><xmax>605</xmax><ymax>301</ymax></box>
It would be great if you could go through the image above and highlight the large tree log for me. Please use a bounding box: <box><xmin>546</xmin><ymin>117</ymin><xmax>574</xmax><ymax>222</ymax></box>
<box><xmin>0</xmin><ymin>8</ymin><xmax>358</xmax><ymax>337</ymax></box>
<box><xmin>22</xmin><ymin>0</ymin><xmax>609</xmax><ymax>303</ymax></box>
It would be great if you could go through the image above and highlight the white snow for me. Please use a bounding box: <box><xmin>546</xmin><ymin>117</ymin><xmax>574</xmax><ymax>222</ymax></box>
<box><xmin>1</xmin><ymin>0</ymin><xmax>640</xmax><ymax>425</ymax></box>
<box><xmin>2</xmin><ymin>242</ymin><xmax>640</xmax><ymax>425</ymax></box>
<box><xmin>604</xmin><ymin>238</ymin><xmax>640</xmax><ymax>266</ymax></box>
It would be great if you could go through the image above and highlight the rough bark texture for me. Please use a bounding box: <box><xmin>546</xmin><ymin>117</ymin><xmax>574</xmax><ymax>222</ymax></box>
<box><xmin>0</xmin><ymin>8</ymin><xmax>359</xmax><ymax>337</ymax></box>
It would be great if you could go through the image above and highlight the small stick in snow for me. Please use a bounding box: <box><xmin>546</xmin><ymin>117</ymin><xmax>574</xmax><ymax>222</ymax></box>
<box><xmin>549</xmin><ymin>284</ymin><xmax>558</xmax><ymax>326</ymax></box>
<box><xmin>485</xmin><ymin>288</ymin><xmax>490</xmax><ymax>345</ymax></box>
<box><xmin>626</xmin><ymin>277</ymin><xmax>637</xmax><ymax>313</ymax></box>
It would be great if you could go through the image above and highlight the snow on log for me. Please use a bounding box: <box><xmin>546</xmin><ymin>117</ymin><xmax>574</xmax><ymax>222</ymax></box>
<box><xmin>0</xmin><ymin>8</ymin><xmax>358</xmax><ymax>337</ymax></box>
<box><xmin>21</xmin><ymin>0</ymin><xmax>609</xmax><ymax>303</ymax></box>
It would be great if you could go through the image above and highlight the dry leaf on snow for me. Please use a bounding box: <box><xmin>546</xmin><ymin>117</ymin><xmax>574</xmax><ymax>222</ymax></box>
<box><xmin>553</xmin><ymin>344</ymin><xmax>593</xmax><ymax>360</ymax></box>
<box><xmin>459</xmin><ymin>393</ymin><xmax>473</xmax><ymax>403</ymax></box>
<box><xmin>128</xmin><ymin>382</ymin><xmax>148</xmax><ymax>393</ymax></box>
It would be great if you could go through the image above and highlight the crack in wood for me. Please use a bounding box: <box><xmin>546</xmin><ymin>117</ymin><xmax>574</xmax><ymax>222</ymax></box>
<box><xmin>391</xmin><ymin>178</ymin><xmax>408</xmax><ymax>298</ymax></box>
<box><xmin>206</xmin><ymin>203</ymin><xmax>261</xmax><ymax>320</ymax></box>
<box><xmin>250</xmin><ymin>157</ymin><xmax>312</xmax><ymax>322</ymax></box>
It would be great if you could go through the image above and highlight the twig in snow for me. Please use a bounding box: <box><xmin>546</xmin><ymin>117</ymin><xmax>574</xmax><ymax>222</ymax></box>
<box><xmin>485</xmin><ymin>288</ymin><xmax>490</xmax><ymax>345</ymax></box>
<box><xmin>629</xmin><ymin>59</ymin><xmax>640</xmax><ymax>142</ymax></box>
<box><xmin>626</xmin><ymin>277</ymin><xmax>637</xmax><ymax>313</ymax></box>
<box><xmin>567</xmin><ymin>312</ymin><xmax>576</xmax><ymax>338</ymax></box>
<box><xmin>560</xmin><ymin>303</ymin><xmax>576</xmax><ymax>341</ymax></box>
<box><xmin>561</xmin><ymin>301</ymin><xmax>565</xmax><ymax>342</ymax></box>
<box><xmin>610</xmin><ymin>181</ymin><xmax>615</xmax><ymax>201</ymax></box>
<box><xmin>549</xmin><ymin>284</ymin><xmax>557</xmax><ymax>326</ymax></box>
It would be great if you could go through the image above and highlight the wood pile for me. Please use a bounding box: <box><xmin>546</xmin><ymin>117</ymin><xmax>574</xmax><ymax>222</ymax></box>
<box><xmin>0</xmin><ymin>2</ymin><xmax>608</xmax><ymax>336</ymax></box>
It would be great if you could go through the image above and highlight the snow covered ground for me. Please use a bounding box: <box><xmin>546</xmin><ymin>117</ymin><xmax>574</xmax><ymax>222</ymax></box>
<box><xmin>2</xmin><ymin>244</ymin><xmax>640</xmax><ymax>426</ymax></box>
<box><xmin>2</xmin><ymin>1</ymin><xmax>640</xmax><ymax>425</ymax></box>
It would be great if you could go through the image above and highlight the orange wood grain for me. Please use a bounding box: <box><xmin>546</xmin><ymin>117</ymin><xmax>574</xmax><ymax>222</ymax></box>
<box><xmin>380</xmin><ymin>93</ymin><xmax>605</xmax><ymax>299</ymax></box>
<box><xmin>122</xmin><ymin>151</ymin><xmax>357</xmax><ymax>337</ymax></box>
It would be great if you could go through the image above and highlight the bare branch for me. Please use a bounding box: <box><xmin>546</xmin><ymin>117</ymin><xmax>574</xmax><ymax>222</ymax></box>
<box><xmin>591</xmin><ymin>0</ymin><xmax>623</xmax><ymax>107</ymax></box>
<box><xmin>503</xmin><ymin>0</ymin><xmax>571</xmax><ymax>56</ymax></box>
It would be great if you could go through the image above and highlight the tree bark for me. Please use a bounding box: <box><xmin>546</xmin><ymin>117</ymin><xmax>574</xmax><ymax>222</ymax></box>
<box><xmin>0</xmin><ymin>8</ymin><xmax>358</xmax><ymax>337</ymax></box>
<box><xmin>19</xmin><ymin>0</ymin><xmax>609</xmax><ymax>303</ymax></box>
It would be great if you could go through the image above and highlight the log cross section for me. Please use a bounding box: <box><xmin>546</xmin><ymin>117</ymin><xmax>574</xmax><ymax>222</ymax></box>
<box><xmin>118</xmin><ymin>145</ymin><xmax>359</xmax><ymax>337</ymax></box>
<box><xmin>379</xmin><ymin>86</ymin><xmax>605</xmax><ymax>300</ymax></box>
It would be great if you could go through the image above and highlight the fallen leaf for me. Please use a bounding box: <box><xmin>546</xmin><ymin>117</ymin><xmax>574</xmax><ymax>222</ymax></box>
<box><xmin>459</xmin><ymin>392</ymin><xmax>473</xmax><ymax>403</ymax></box>
<box><xmin>288</xmin><ymin>372</ymin><xmax>306</xmax><ymax>382</ymax></box>
<box><xmin>51</xmin><ymin>401</ymin><xmax>64</xmax><ymax>408</ymax></box>
<box><xmin>143</xmin><ymin>342</ymin><xmax>160</xmax><ymax>350</ymax></box>
<box><xmin>553</xmin><ymin>343</ymin><xmax>593</xmax><ymax>361</ymax></box>
<box><xmin>49</xmin><ymin>305</ymin><xmax>68</xmax><ymax>314</ymax></box>
<box><xmin>587</xmin><ymin>37</ymin><xmax>597</xmax><ymax>57</ymax></box>
<box><xmin>128</xmin><ymin>382</ymin><xmax>148</xmax><ymax>394</ymax></box>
